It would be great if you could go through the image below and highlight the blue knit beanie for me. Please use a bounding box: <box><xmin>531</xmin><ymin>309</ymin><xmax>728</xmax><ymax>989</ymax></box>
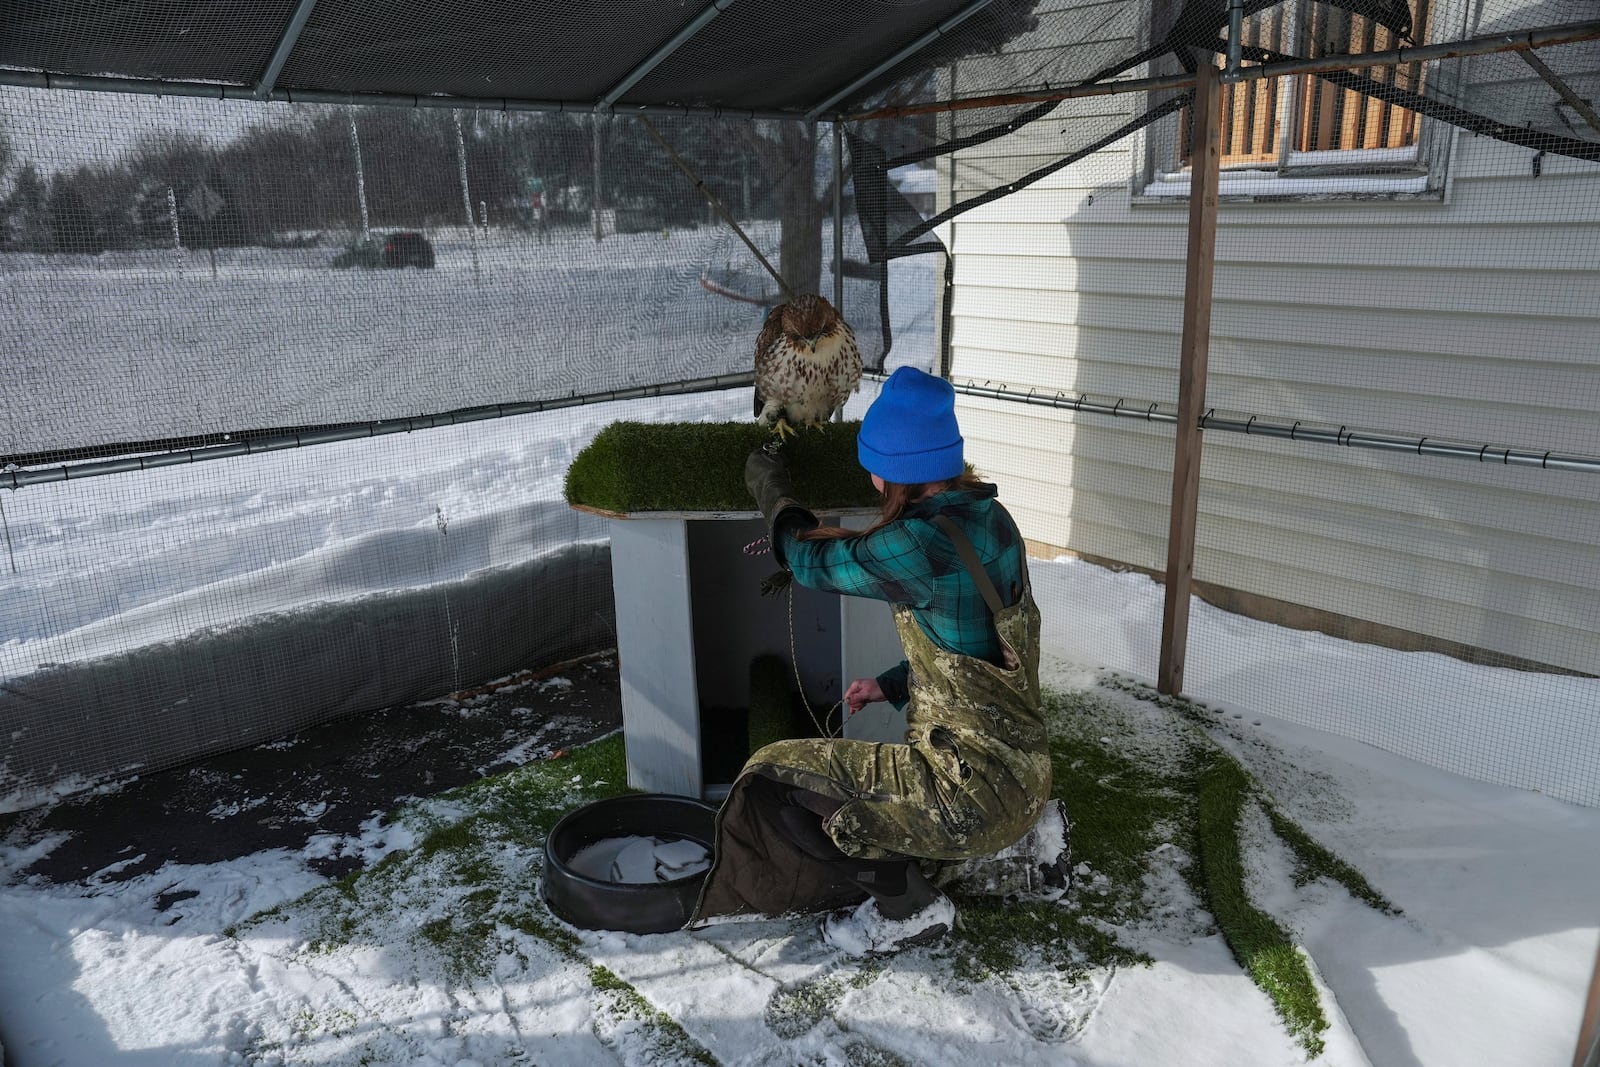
<box><xmin>857</xmin><ymin>366</ymin><xmax>965</xmax><ymax>484</ymax></box>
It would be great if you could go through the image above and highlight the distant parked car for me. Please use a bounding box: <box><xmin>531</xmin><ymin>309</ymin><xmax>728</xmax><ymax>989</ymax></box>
<box><xmin>383</xmin><ymin>231</ymin><xmax>435</xmax><ymax>269</ymax></box>
<box><xmin>330</xmin><ymin>231</ymin><xmax>435</xmax><ymax>270</ymax></box>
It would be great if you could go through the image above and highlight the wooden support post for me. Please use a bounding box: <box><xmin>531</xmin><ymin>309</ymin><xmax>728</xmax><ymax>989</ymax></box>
<box><xmin>1576</xmin><ymin>936</ymin><xmax>1600</xmax><ymax>1067</ymax></box>
<box><xmin>1159</xmin><ymin>57</ymin><xmax>1222</xmax><ymax>697</ymax></box>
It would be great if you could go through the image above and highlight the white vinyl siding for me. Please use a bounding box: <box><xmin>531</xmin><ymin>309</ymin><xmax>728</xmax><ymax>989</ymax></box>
<box><xmin>941</xmin><ymin>95</ymin><xmax>1600</xmax><ymax>675</ymax></box>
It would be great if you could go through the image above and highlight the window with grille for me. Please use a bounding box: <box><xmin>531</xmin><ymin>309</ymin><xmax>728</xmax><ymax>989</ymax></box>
<box><xmin>1194</xmin><ymin>0</ymin><xmax>1429</xmax><ymax>164</ymax></box>
<box><xmin>1153</xmin><ymin>0</ymin><xmax>1444</xmax><ymax>195</ymax></box>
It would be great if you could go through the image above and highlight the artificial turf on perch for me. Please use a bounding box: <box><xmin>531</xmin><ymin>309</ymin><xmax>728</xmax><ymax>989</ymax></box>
<box><xmin>564</xmin><ymin>420</ymin><xmax>879</xmax><ymax>515</ymax></box>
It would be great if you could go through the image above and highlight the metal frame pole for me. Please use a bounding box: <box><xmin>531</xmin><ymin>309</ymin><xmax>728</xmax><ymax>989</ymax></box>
<box><xmin>597</xmin><ymin>0</ymin><xmax>737</xmax><ymax>110</ymax></box>
<box><xmin>2</xmin><ymin>373</ymin><xmax>758</xmax><ymax>490</ymax></box>
<box><xmin>833</xmin><ymin>120</ymin><xmax>845</xmax><ymax>310</ymax></box>
<box><xmin>1577</xmin><ymin>937</ymin><xmax>1600</xmax><ymax>1067</ymax></box>
<box><xmin>1225</xmin><ymin>0</ymin><xmax>1245</xmax><ymax>78</ymax></box>
<box><xmin>843</xmin><ymin>20</ymin><xmax>1600</xmax><ymax>120</ymax></box>
<box><xmin>254</xmin><ymin>0</ymin><xmax>318</xmax><ymax>98</ymax></box>
<box><xmin>804</xmin><ymin>0</ymin><xmax>998</xmax><ymax>119</ymax></box>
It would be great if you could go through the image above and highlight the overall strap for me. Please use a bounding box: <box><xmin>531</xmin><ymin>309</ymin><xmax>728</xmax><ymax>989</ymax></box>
<box><xmin>931</xmin><ymin>515</ymin><xmax>1006</xmax><ymax>615</ymax></box>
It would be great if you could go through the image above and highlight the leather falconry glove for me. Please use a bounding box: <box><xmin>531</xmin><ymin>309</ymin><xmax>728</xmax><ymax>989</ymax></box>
<box><xmin>744</xmin><ymin>447</ymin><xmax>818</xmax><ymax>571</ymax></box>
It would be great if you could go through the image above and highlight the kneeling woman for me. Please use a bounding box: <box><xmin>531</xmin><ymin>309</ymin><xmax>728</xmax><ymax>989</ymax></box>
<box><xmin>689</xmin><ymin>367</ymin><xmax>1050</xmax><ymax>954</ymax></box>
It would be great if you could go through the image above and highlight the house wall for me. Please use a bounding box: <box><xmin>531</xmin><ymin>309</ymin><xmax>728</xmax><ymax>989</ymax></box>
<box><xmin>940</xmin><ymin>35</ymin><xmax>1600</xmax><ymax>680</ymax></box>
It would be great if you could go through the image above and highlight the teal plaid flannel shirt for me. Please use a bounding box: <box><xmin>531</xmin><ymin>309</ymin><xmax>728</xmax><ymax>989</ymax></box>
<box><xmin>777</xmin><ymin>483</ymin><xmax>1029</xmax><ymax>709</ymax></box>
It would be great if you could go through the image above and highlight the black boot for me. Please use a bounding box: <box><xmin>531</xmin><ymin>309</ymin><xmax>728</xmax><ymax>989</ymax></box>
<box><xmin>771</xmin><ymin>802</ymin><xmax>952</xmax><ymax>954</ymax></box>
<box><xmin>773</xmin><ymin>800</ymin><xmax>940</xmax><ymax>909</ymax></box>
<box><xmin>869</xmin><ymin>858</ymin><xmax>940</xmax><ymax>921</ymax></box>
<box><xmin>820</xmin><ymin>873</ymin><xmax>954</xmax><ymax>956</ymax></box>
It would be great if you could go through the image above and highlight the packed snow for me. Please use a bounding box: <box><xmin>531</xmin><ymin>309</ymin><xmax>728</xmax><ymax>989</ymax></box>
<box><xmin>3</xmin><ymin>572</ymin><xmax>1597</xmax><ymax>1065</ymax></box>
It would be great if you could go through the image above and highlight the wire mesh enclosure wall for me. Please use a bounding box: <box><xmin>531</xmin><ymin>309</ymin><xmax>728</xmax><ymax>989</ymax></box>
<box><xmin>0</xmin><ymin>96</ymin><xmax>891</xmax><ymax>463</ymax></box>
<box><xmin>0</xmin><ymin>92</ymin><xmax>902</xmax><ymax>809</ymax></box>
<box><xmin>0</xmin><ymin>410</ymin><xmax>625</xmax><ymax>810</ymax></box>
<box><xmin>934</xmin><ymin>1</ymin><xmax>1600</xmax><ymax>807</ymax></box>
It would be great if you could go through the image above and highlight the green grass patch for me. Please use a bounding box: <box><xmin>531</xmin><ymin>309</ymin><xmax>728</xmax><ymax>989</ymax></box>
<box><xmin>564</xmin><ymin>419</ymin><xmax>879</xmax><ymax>514</ymax></box>
<box><xmin>1264</xmin><ymin>805</ymin><xmax>1400</xmax><ymax>916</ymax></box>
<box><xmin>1098</xmin><ymin>675</ymin><xmax>1402</xmax><ymax>1056</ymax></box>
<box><xmin>589</xmin><ymin>964</ymin><xmax>718</xmax><ymax>1065</ymax></box>
<box><xmin>947</xmin><ymin>688</ymin><xmax>1174</xmax><ymax>980</ymax></box>
<box><xmin>763</xmin><ymin>966</ymin><xmax>884</xmax><ymax>1039</ymax></box>
<box><xmin>501</xmin><ymin>908</ymin><xmax>584</xmax><ymax>956</ymax></box>
<box><xmin>947</xmin><ymin>679</ymin><xmax>1397</xmax><ymax>1056</ymax></box>
<box><xmin>228</xmin><ymin>676</ymin><xmax>1396</xmax><ymax>1061</ymax></box>
<box><xmin>1191</xmin><ymin>747</ymin><xmax>1328</xmax><ymax>1056</ymax></box>
<box><xmin>229</xmin><ymin>732</ymin><xmax>717</xmax><ymax>1061</ymax></box>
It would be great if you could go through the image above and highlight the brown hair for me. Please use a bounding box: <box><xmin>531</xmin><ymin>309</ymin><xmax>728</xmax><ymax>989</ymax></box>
<box><xmin>800</xmin><ymin>470</ymin><xmax>990</xmax><ymax>541</ymax></box>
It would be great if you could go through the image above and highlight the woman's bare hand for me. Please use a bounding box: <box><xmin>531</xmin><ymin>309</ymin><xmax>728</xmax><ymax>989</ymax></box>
<box><xmin>844</xmin><ymin>678</ymin><xmax>885</xmax><ymax>715</ymax></box>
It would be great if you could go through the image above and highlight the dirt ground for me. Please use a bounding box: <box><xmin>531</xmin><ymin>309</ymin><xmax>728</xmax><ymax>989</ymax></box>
<box><xmin>0</xmin><ymin>651</ymin><xmax>624</xmax><ymax>888</ymax></box>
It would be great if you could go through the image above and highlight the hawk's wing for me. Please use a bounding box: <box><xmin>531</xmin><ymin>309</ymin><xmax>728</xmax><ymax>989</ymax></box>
<box><xmin>753</xmin><ymin>306</ymin><xmax>785</xmax><ymax>417</ymax></box>
<box><xmin>829</xmin><ymin>323</ymin><xmax>863</xmax><ymax>409</ymax></box>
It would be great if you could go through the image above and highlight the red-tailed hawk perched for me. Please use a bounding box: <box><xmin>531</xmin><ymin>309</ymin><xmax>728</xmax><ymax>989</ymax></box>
<box><xmin>753</xmin><ymin>294</ymin><xmax>862</xmax><ymax>438</ymax></box>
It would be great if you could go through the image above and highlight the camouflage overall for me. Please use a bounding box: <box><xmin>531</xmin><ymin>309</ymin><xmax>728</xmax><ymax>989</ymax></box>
<box><xmin>691</xmin><ymin>542</ymin><xmax>1048</xmax><ymax>920</ymax></box>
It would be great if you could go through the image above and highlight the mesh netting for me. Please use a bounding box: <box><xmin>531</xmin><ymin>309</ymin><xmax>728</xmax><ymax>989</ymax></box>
<box><xmin>0</xmin><ymin>93</ymin><xmax>909</xmax><ymax>808</ymax></box>
<box><xmin>907</xmin><ymin>2</ymin><xmax>1600</xmax><ymax>805</ymax></box>
<box><xmin>841</xmin><ymin>0</ymin><xmax>1600</xmax><ymax>268</ymax></box>
<box><xmin>0</xmin><ymin>101</ymin><xmax>889</xmax><ymax>461</ymax></box>
<box><xmin>1</xmin><ymin>0</ymin><xmax>1598</xmax><ymax>808</ymax></box>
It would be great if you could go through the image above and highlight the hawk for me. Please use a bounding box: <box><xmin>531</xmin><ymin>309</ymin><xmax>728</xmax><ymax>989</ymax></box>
<box><xmin>753</xmin><ymin>293</ymin><xmax>862</xmax><ymax>439</ymax></box>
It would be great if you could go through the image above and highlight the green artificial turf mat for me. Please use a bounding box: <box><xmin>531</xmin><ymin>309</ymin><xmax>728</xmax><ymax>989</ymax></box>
<box><xmin>565</xmin><ymin>420</ymin><xmax>880</xmax><ymax>514</ymax></box>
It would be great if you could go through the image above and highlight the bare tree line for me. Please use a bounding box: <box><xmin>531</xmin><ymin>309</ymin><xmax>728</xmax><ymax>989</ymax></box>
<box><xmin>0</xmin><ymin>110</ymin><xmax>808</xmax><ymax>257</ymax></box>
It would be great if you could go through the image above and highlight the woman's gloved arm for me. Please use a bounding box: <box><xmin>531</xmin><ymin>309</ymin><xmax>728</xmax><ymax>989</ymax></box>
<box><xmin>744</xmin><ymin>447</ymin><xmax>818</xmax><ymax>568</ymax></box>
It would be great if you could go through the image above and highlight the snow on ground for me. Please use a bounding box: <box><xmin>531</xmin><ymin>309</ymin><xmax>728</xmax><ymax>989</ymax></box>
<box><xmin>0</xmin><ymin>237</ymin><xmax>939</xmax><ymax>809</ymax></box>
<box><xmin>1</xmin><ymin>555</ymin><xmax>1598</xmax><ymax>1065</ymax></box>
<box><xmin>2</xmin><ymin>454</ymin><xmax>1598</xmax><ymax>1065</ymax></box>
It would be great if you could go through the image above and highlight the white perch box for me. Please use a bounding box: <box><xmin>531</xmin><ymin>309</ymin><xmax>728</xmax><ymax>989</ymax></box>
<box><xmin>597</xmin><ymin>509</ymin><xmax>903</xmax><ymax>799</ymax></box>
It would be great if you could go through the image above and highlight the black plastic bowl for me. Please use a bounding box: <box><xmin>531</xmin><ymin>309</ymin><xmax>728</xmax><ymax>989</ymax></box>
<box><xmin>541</xmin><ymin>793</ymin><xmax>720</xmax><ymax>934</ymax></box>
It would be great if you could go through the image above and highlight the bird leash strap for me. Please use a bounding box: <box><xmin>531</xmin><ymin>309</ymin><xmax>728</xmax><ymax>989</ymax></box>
<box><xmin>739</xmin><ymin>520</ymin><xmax>843</xmax><ymax>740</ymax></box>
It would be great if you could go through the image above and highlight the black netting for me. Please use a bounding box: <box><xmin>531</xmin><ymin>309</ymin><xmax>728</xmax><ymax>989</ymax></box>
<box><xmin>0</xmin><ymin>100</ymin><xmax>886</xmax><ymax>460</ymax></box>
<box><xmin>0</xmin><ymin>0</ymin><xmax>299</xmax><ymax>83</ymax></box>
<box><xmin>279</xmin><ymin>1</ymin><xmax>688</xmax><ymax>101</ymax></box>
<box><xmin>840</xmin><ymin>0</ymin><xmax>1600</xmax><ymax>277</ymax></box>
<box><xmin>628</xmin><ymin>0</ymin><xmax>980</xmax><ymax>113</ymax></box>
